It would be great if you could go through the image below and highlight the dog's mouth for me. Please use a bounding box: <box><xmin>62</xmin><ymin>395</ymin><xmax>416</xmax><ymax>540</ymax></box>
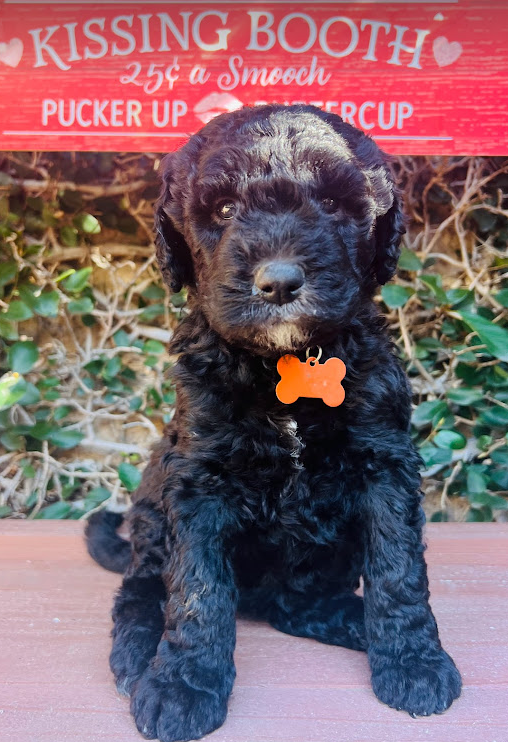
<box><xmin>213</xmin><ymin>302</ymin><xmax>336</xmax><ymax>355</ymax></box>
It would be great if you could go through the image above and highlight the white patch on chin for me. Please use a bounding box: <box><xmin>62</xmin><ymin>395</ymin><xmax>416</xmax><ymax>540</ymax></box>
<box><xmin>256</xmin><ymin>323</ymin><xmax>308</xmax><ymax>351</ymax></box>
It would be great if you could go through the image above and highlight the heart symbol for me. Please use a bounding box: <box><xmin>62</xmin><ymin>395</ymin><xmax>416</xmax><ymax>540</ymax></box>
<box><xmin>433</xmin><ymin>36</ymin><xmax>462</xmax><ymax>67</ymax></box>
<box><xmin>0</xmin><ymin>38</ymin><xmax>23</xmax><ymax>68</ymax></box>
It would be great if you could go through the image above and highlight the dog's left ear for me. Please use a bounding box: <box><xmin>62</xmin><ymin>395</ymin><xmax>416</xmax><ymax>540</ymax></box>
<box><xmin>155</xmin><ymin>154</ymin><xmax>195</xmax><ymax>293</ymax></box>
<box><xmin>367</xmin><ymin>165</ymin><xmax>406</xmax><ymax>285</ymax></box>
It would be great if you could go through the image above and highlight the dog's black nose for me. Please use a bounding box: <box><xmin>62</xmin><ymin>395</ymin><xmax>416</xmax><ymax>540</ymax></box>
<box><xmin>253</xmin><ymin>262</ymin><xmax>305</xmax><ymax>305</ymax></box>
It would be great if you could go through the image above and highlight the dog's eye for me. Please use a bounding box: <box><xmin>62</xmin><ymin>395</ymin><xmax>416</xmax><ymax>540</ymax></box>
<box><xmin>321</xmin><ymin>197</ymin><xmax>338</xmax><ymax>212</ymax></box>
<box><xmin>216</xmin><ymin>201</ymin><xmax>237</xmax><ymax>220</ymax></box>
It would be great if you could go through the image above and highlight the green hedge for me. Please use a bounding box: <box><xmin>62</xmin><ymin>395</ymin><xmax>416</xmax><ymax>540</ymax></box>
<box><xmin>0</xmin><ymin>152</ymin><xmax>507</xmax><ymax>521</ymax></box>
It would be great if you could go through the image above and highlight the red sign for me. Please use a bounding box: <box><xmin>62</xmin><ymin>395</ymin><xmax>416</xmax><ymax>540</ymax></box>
<box><xmin>0</xmin><ymin>1</ymin><xmax>507</xmax><ymax>154</ymax></box>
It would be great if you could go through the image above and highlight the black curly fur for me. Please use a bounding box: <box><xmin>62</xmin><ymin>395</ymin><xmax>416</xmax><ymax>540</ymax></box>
<box><xmin>85</xmin><ymin>511</ymin><xmax>130</xmax><ymax>573</ymax></box>
<box><xmin>86</xmin><ymin>105</ymin><xmax>461</xmax><ymax>742</ymax></box>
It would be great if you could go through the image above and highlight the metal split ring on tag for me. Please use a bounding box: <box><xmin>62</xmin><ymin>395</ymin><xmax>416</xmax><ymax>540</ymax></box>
<box><xmin>276</xmin><ymin>346</ymin><xmax>346</xmax><ymax>407</ymax></box>
<box><xmin>306</xmin><ymin>346</ymin><xmax>323</xmax><ymax>364</ymax></box>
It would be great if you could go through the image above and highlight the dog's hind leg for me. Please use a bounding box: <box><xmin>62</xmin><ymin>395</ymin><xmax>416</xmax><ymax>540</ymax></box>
<box><xmin>110</xmin><ymin>502</ymin><xmax>167</xmax><ymax>696</ymax></box>
<box><xmin>268</xmin><ymin>589</ymin><xmax>367</xmax><ymax>651</ymax></box>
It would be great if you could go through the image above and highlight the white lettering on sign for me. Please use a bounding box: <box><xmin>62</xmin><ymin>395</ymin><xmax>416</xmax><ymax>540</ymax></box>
<box><xmin>253</xmin><ymin>99</ymin><xmax>415</xmax><ymax>131</ymax></box>
<box><xmin>29</xmin><ymin>12</ymin><xmax>232</xmax><ymax>67</ymax></box>
<box><xmin>246</xmin><ymin>11</ymin><xmax>428</xmax><ymax>67</ymax></box>
<box><xmin>28</xmin><ymin>11</ymin><xmax>430</xmax><ymax>71</ymax></box>
<box><xmin>83</xmin><ymin>19</ymin><xmax>109</xmax><ymax>61</ymax></box>
<box><xmin>318</xmin><ymin>17</ymin><xmax>359</xmax><ymax>59</ymax></box>
<box><xmin>158</xmin><ymin>12</ymin><xmax>191</xmax><ymax>51</ymax></box>
<box><xmin>152</xmin><ymin>100</ymin><xmax>187</xmax><ymax>127</ymax></box>
<box><xmin>388</xmin><ymin>26</ymin><xmax>430</xmax><ymax>69</ymax></box>
<box><xmin>42</xmin><ymin>98</ymin><xmax>144</xmax><ymax>127</ymax></box>
<box><xmin>218</xmin><ymin>55</ymin><xmax>330</xmax><ymax>91</ymax></box>
<box><xmin>111</xmin><ymin>16</ymin><xmax>137</xmax><ymax>57</ymax></box>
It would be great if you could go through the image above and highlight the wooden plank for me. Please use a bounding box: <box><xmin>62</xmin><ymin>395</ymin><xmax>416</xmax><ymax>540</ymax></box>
<box><xmin>1</xmin><ymin>522</ymin><xmax>507</xmax><ymax>742</ymax></box>
<box><xmin>0</xmin><ymin>1</ymin><xmax>507</xmax><ymax>155</ymax></box>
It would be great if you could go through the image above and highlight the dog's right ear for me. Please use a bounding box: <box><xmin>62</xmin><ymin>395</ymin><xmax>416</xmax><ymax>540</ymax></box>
<box><xmin>155</xmin><ymin>154</ymin><xmax>194</xmax><ymax>294</ymax></box>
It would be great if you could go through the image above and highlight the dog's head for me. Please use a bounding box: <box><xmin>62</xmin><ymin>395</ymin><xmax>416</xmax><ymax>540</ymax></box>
<box><xmin>155</xmin><ymin>105</ymin><xmax>404</xmax><ymax>354</ymax></box>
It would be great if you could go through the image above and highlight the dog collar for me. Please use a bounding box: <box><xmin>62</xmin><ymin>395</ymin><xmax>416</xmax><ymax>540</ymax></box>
<box><xmin>276</xmin><ymin>347</ymin><xmax>346</xmax><ymax>407</ymax></box>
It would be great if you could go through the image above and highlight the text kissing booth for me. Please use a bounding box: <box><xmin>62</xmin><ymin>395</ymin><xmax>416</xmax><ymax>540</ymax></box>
<box><xmin>0</xmin><ymin>1</ymin><xmax>507</xmax><ymax>155</ymax></box>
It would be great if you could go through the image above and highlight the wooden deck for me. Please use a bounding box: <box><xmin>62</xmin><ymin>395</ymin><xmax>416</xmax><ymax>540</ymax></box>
<box><xmin>1</xmin><ymin>521</ymin><xmax>507</xmax><ymax>742</ymax></box>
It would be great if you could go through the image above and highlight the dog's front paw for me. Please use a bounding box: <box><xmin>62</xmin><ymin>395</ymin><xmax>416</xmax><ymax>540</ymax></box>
<box><xmin>370</xmin><ymin>648</ymin><xmax>462</xmax><ymax>717</ymax></box>
<box><xmin>130</xmin><ymin>665</ymin><xmax>230</xmax><ymax>742</ymax></box>
<box><xmin>110</xmin><ymin>634</ymin><xmax>156</xmax><ymax>698</ymax></box>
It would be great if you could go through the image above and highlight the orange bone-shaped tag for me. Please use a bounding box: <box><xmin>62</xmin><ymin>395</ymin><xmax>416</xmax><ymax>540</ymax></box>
<box><xmin>276</xmin><ymin>355</ymin><xmax>346</xmax><ymax>407</ymax></box>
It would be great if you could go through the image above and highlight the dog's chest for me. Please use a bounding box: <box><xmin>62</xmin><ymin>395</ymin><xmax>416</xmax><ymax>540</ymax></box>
<box><xmin>277</xmin><ymin>415</ymin><xmax>305</xmax><ymax>468</ymax></box>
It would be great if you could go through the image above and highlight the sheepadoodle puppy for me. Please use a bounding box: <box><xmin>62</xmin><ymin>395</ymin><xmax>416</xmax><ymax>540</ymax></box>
<box><xmin>87</xmin><ymin>104</ymin><xmax>461</xmax><ymax>742</ymax></box>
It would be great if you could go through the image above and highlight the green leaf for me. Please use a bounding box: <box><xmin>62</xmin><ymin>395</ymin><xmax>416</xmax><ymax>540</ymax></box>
<box><xmin>0</xmin><ymin>317</ymin><xmax>18</xmax><ymax>340</ymax></box>
<box><xmin>495</xmin><ymin>288</ymin><xmax>508</xmax><ymax>308</ymax></box>
<box><xmin>34</xmin><ymin>408</ymin><xmax>51</xmax><ymax>421</ymax></box>
<box><xmin>456</xmin><ymin>311</ymin><xmax>508</xmax><ymax>362</ymax></box>
<box><xmin>62</xmin><ymin>267</ymin><xmax>93</xmax><ymax>292</ymax></box>
<box><xmin>480</xmin><ymin>407</ymin><xmax>508</xmax><ymax>427</ymax></box>
<box><xmin>467</xmin><ymin>467</ymin><xmax>489</xmax><ymax>494</ymax></box>
<box><xmin>21</xmin><ymin>461</ymin><xmax>35</xmax><ymax>478</ymax></box>
<box><xmin>3</xmin><ymin>300</ymin><xmax>33</xmax><ymax>321</ymax></box>
<box><xmin>142</xmin><ymin>339</ymin><xmax>166</xmax><ymax>355</ymax></box>
<box><xmin>447</xmin><ymin>388</ymin><xmax>483</xmax><ymax>406</ymax></box>
<box><xmin>468</xmin><ymin>491</ymin><xmax>508</xmax><ymax>510</ymax></box>
<box><xmin>17</xmin><ymin>284</ymin><xmax>37</xmax><ymax>309</ymax></box>
<box><xmin>491</xmin><ymin>447</ymin><xmax>508</xmax><ymax>465</ymax></box>
<box><xmin>8</xmin><ymin>341</ymin><xmax>39</xmax><ymax>373</ymax></box>
<box><xmin>491</xmin><ymin>469</ymin><xmax>508</xmax><ymax>490</ymax></box>
<box><xmin>60</xmin><ymin>226</ymin><xmax>79</xmax><ymax>247</ymax></box>
<box><xmin>419</xmin><ymin>443</ymin><xmax>453</xmax><ymax>468</ymax></box>
<box><xmin>18</xmin><ymin>381</ymin><xmax>41</xmax><ymax>406</ymax></box>
<box><xmin>68</xmin><ymin>297</ymin><xmax>94</xmax><ymax>314</ymax></box>
<box><xmin>84</xmin><ymin>487</ymin><xmax>111</xmax><ymax>509</ymax></box>
<box><xmin>129</xmin><ymin>396</ymin><xmax>143</xmax><ymax>411</ymax></box>
<box><xmin>430</xmin><ymin>510</ymin><xmax>449</xmax><ymax>522</ymax></box>
<box><xmin>412</xmin><ymin>400</ymin><xmax>448</xmax><ymax>427</ymax></box>
<box><xmin>0</xmin><ymin>373</ymin><xmax>28</xmax><ymax>410</ymax></box>
<box><xmin>466</xmin><ymin>508</ymin><xmax>486</xmax><ymax>522</ymax></box>
<box><xmin>0</xmin><ymin>261</ymin><xmax>18</xmax><ymax>286</ymax></box>
<box><xmin>445</xmin><ymin>289</ymin><xmax>474</xmax><ymax>308</ymax></box>
<box><xmin>37</xmin><ymin>376</ymin><xmax>60</xmax><ymax>389</ymax></box>
<box><xmin>35</xmin><ymin>502</ymin><xmax>73</xmax><ymax>519</ymax></box>
<box><xmin>84</xmin><ymin>359</ymin><xmax>103</xmax><ymax>376</ymax></box>
<box><xmin>141</xmin><ymin>284</ymin><xmax>166</xmax><ymax>300</ymax></box>
<box><xmin>29</xmin><ymin>421</ymin><xmax>57</xmax><ymax>440</ymax></box>
<box><xmin>139</xmin><ymin>303</ymin><xmax>165</xmax><ymax>321</ymax></box>
<box><xmin>33</xmin><ymin>291</ymin><xmax>60</xmax><ymax>318</ymax></box>
<box><xmin>171</xmin><ymin>291</ymin><xmax>187</xmax><ymax>308</ymax></box>
<box><xmin>118</xmin><ymin>462</ymin><xmax>142</xmax><ymax>492</ymax></box>
<box><xmin>74</xmin><ymin>213</ymin><xmax>101</xmax><ymax>234</ymax></box>
<box><xmin>163</xmin><ymin>389</ymin><xmax>176</xmax><ymax>405</ymax></box>
<box><xmin>476</xmin><ymin>434</ymin><xmax>492</xmax><ymax>451</ymax></box>
<box><xmin>380</xmin><ymin>284</ymin><xmax>414</xmax><ymax>309</ymax></box>
<box><xmin>55</xmin><ymin>269</ymin><xmax>75</xmax><ymax>283</ymax></box>
<box><xmin>104</xmin><ymin>356</ymin><xmax>122</xmax><ymax>378</ymax></box>
<box><xmin>53</xmin><ymin>405</ymin><xmax>72</xmax><ymax>421</ymax></box>
<box><xmin>0</xmin><ymin>430</ymin><xmax>25</xmax><ymax>450</ymax></box>
<box><xmin>433</xmin><ymin>430</ymin><xmax>467</xmax><ymax>449</ymax></box>
<box><xmin>419</xmin><ymin>274</ymin><xmax>447</xmax><ymax>303</ymax></box>
<box><xmin>113</xmin><ymin>329</ymin><xmax>131</xmax><ymax>347</ymax></box>
<box><xmin>47</xmin><ymin>428</ymin><xmax>85</xmax><ymax>449</ymax></box>
<box><xmin>397</xmin><ymin>247</ymin><xmax>422</xmax><ymax>271</ymax></box>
